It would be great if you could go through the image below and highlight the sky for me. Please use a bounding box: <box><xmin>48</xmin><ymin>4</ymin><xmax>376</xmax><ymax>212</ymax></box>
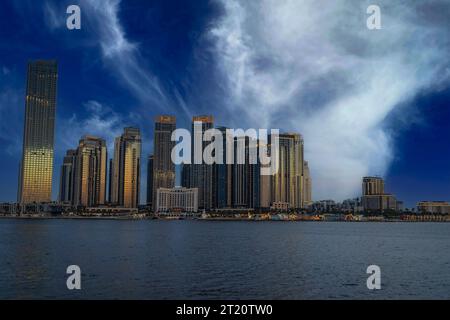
<box><xmin>0</xmin><ymin>0</ymin><xmax>449</xmax><ymax>207</ymax></box>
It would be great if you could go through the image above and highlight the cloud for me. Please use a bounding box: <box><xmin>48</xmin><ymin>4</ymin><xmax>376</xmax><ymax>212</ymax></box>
<box><xmin>43</xmin><ymin>1</ymin><xmax>65</xmax><ymax>30</ymax></box>
<box><xmin>80</xmin><ymin>0</ymin><xmax>190</xmax><ymax>117</ymax></box>
<box><xmin>208</xmin><ymin>0</ymin><xmax>450</xmax><ymax>200</ymax></box>
<box><xmin>57</xmin><ymin>100</ymin><xmax>125</xmax><ymax>153</ymax></box>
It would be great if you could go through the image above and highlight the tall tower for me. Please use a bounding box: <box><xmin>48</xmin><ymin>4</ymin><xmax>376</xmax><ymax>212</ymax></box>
<box><xmin>18</xmin><ymin>60</ymin><xmax>58</xmax><ymax>204</ymax></box>
<box><xmin>58</xmin><ymin>149</ymin><xmax>76</xmax><ymax>203</ymax></box>
<box><xmin>190</xmin><ymin>115</ymin><xmax>214</xmax><ymax>210</ymax></box>
<box><xmin>146</xmin><ymin>155</ymin><xmax>154</xmax><ymax>207</ymax></box>
<box><xmin>232</xmin><ymin>136</ymin><xmax>260</xmax><ymax>209</ymax></box>
<box><xmin>72</xmin><ymin>136</ymin><xmax>107</xmax><ymax>207</ymax></box>
<box><xmin>271</xmin><ymin>133</ymin><xmax>304</xmax><ymax>209</ymax></box>
<box><xmin>152</xmin><ymin>115</ymin><xmax>176</xmax><ymax>210</ymax></box>
<box><xmin>302</xmin><ymin>161</ymin><xmax>312</xmax><ymax>207</ymax></box>
<box><xmin>215</xmin><ymin>126</ymin><xmax>233</xmax><ymax>209</ymax></box>
<box><xmin>110</xmin><ymin>127</ymin><xmax>141</xmax><ymax>208</ymax></box>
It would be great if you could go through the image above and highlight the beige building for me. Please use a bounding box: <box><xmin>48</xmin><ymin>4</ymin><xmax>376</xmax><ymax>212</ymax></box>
<box><xmin>362</xmin><ymin>176</ymin><xmax>384</xmax><ymax>196</ymax></box>
<box><xmin>302</xmin><ymin>161</ymin><xmax>312</xmax><ymax>207</ymax></box>
<box><xmin>362</xmin><ymin>194</ymin><xmax>398</xmax><ymax>211</ymax></box>
<box><xmin>417</xmin><ymin>201</ymin><xmax>450</xmax><ymax>214</ymax></box>
<box><xmin>271</xmin><ymin>133</ymin><xmax>304</xmax><ymax>209</ymax></box>
<box><xmin>18</xmin><ymin>60</ymin><xmax>58</xmax><ymax>204</ymax></box>
<box><xmin>72</xmin><ymin>136</ymin><xmax>107</xmax><ymax>207</ymax></box>
<box><xmin>361</xmin><ymin>176</ymin><xmax>400</xmax><ymax>211</ymax></box>
<box><xmin>156</xmin><ymin>187</ymin><xmax>198</xmax><ymax>213</ymax></box>
<box><xmin>110</xmin><ymin>127</ymin><xmax>141</xmax><ymax>208</ymax></box>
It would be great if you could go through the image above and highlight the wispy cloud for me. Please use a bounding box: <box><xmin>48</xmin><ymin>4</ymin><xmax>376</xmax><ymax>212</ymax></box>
<box><xmin>209</xmin><ymin>0</ymin><xmax>450</xmax><ymax>200</ymax></box>
<box><xmin>57</xmin><ymin>100</ymin><xmax>125</xmax><ymax>153</ymax></box>
<box><xmin>43</xmin><ymin>1</ymin><xmax>65</xmax><ymax>30</ymax></box>
<box><xmin>80</xmin><ymin>0</ymin><xmax>190</xmax><ymax>117</ymax></box>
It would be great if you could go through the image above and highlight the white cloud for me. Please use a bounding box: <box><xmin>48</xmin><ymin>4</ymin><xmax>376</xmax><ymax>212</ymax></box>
<box><xmin>81</xmin><ymin>0</ymin><xmax>187</xmax><ymax>115</ymax></box>
<box><xmin>209</xmin><ymin>0</ymin><xmax>450</xmax><ymax>200</ymax></box>
<box><xmin>57</xmin><ymin>100</ymin><xmax>124</xmax><ymax>153</ymax></box>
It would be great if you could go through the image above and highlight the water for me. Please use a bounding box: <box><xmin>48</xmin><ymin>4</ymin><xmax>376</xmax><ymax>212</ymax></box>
<box><xmin>0</xmin><ymin>219</ymin><xmax>449</xmax><ymax>299</ymax></box>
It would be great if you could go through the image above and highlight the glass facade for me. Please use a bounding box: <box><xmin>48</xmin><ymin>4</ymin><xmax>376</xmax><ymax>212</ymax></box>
<box><xmin>18</xmin><ymin>60</ymin><xmax>57</xmax><ymax>204</ymax></box>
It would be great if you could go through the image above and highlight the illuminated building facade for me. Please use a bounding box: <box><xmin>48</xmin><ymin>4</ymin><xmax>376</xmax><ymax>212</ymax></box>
<box><xmin>72</xmin><ymin>136</ymin><xmax>107</xmax><ymax>207</ymax></box>
<box><xmin>110</xmin><ymin>127</ymin><xmax>141</xmax><ymax>208</ymax></box>
<box><xmin>18</xmin><ymin>60</ymin><xmax>58</xmax><ymax>204</ymax></box>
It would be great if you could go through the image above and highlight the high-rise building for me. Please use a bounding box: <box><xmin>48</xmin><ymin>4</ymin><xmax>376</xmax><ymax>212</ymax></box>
<box><xmin>302</xmin><ymin>161</ymin><xmax>312</xmax><ymax>207</ymax></box>
<box><xmin>152</xmin><ymin>116</ymin><xmax>176</xmax><ymax>210</ymax></box>
<box><xmin>189</xmin><ymin>116</ymin><xmax>214</xmax><ymax>210</ymax></box>
<box><xmin>146</xmin><ymin>155</ymin><xmax>154</xmax><ymax>207</ymax></box>
<box><xmin>271</xmin><ymin>133</ymin><xmax>304</xmax><ymax>209</ymax></box>
<box><xmin>232</xmin><ymin>136</ymin><xmax>260</xmax><ymax>209</ymax></box>
<box><xmin>72</xmin><ymin>136</ymin><xmax>107</xmax><ymax>207</ymax></box>
<box><xmin>110</xmin><ymin>127</ymin><xmax>141</xmax><ymax>208</ymax></box>
<box><xmin>215</xmin><ymin>126</ymin><xmax>233</xmax><ymax>208</ymax></box>
<box><xmin>58</xmin><ymin>150</ymin><xmax>76</xmax><ymax>203</ymax></box>
<box><xmin>18</xmin><ymin>60</ymin><xmax>58</xmax><ymax>204</ymax></box>
<box><xmin>259</xmin><ymin>141</ymin><xmax>272</xmax><ymax>209</ymax></box>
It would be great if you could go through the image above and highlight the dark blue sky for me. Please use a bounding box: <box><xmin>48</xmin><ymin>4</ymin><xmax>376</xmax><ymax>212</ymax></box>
<box><xmin>0</xmin><ymin>0</ymin><xmax>449</xmax><ymax>207</ymax></box>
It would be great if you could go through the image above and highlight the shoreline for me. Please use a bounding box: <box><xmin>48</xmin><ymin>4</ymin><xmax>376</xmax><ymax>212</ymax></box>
<box><xmin>0</xmin><ymin>215</ymin><xmax>448</xmax><ymax>223</ymax></box>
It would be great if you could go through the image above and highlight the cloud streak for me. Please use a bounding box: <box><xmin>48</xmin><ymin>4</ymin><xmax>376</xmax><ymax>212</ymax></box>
<box><xmin>209</xmin><ymin>0</ymin><xmax>450</xmax><ymax>200</ymax></box>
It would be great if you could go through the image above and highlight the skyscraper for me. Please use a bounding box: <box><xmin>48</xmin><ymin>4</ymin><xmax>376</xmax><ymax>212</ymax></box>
<box><xmin>232</xmin><ymin>136</ymin><xmax>260</xmax><ymax>209</ymax></box>
<box><xmin>271</xmin><ymin>133</ymin><xmax>304</xmax><ymax>210</ymax></box>
<box><xmin>302</xmin><ymin>161</ymin><xmax>312</xmax><ymax>207</ymax></box>
<box><xmin>110</xmin><ymin>127</ymin><xmax>141</xmax><ymax>208</ymax></box>
<box><xmin>190</xmin><ymin>115</ymin><xmax>214</xmax><ymax>210</ymax></box>
<box><xmin>152</xmin><ymin>116</ymin><xmax>176</xmax><ymax>210</ymax></box>
<box><xmin>18</xmin><ymin>60</ymin><xmax>58</xmax><ymax>204</ymax></box>
<box><xmin>146</xmin><ymin>155</ymin><xmax>154</xmax><ymax>207</ymax></box>
<box><xmin>215</xmin><ymin>126</ymin><xmax>233</xmax><ymax>208</ymax></box>
<box><xmin>72</xmin><ymin>136</ymin><xmax>107</xmax><ymax>207</ymax></box>
<box><xmin>58</xmin><ymin>149</ymin><xmax>76</xmax><ymax>203</ymax></box>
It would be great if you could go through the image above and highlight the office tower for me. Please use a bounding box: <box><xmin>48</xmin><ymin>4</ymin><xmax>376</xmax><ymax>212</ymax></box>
<box><xmin>108</xmin><ymin>158</ymin><xmax>113</xmax><ymax>203</ymax></box>
<box><xmin>190</xmin><ymin>115</ymin><xmax>214</xmax><ymax>210</ymax></box>
<box><xmin>271</xmin><ymin>133</ymin><xmax>304</xmax><ymax>210</ymax></box>
<box><xmin>110</xmin><ymin>127</ymin><xmax>141</xmax><ymax>208</ymax></box>
<box><xmin>302</xmin><ymin>161</ymin><xmax>312</xmax><ymax>207</ymax></box>
<box><xmin>259</xmin><ymin>140</ymin><xmax>272</xmax><ymax>209</ymax></box>
<box><xmin>18</xmin><ymin>60</ymin><xmax>58</xmax><ymax>204</ymax></box>
<box><xmin>152</xmin><ymin>116</ymin><xmax>176</xmax><ymax>210</ymax></box>
<box><xmin>215</xmin><ymin>127</ymin><xmax>233</xmax><ymax>208</ymax></box>
<box><xmin>146</xmin><ymin>155</ymin><xmax>154</xmax><ymax>207</ymax></box>
<box><xmin>58</xmin><ymin>150</ymin><xmax>76</xmax><ymax>203</ymax></box>
<box><xmin>72</xmin><ymin>136</ymin><xmax>107</xmax><ymax>207</ymax></box>
<box><xmin>362</xmin><ymin>176</ymin><xmax>384</xmax><ymax>195</ymax></box>
<box><xmin>232</xmin><ymin>136</ymin><xmax>260</xmax><ymax>209</ymax></box>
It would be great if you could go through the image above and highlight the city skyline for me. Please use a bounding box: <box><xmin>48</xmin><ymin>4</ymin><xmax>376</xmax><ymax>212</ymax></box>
<box><xmin>0</xmin><ymin>1</ymin><xmax>449</xmax><ymax>207</ymax></box>
<box><xmin>2</xmin><ymin>60</ymin><xmax>449</xmax><ymax>209</ymax></box>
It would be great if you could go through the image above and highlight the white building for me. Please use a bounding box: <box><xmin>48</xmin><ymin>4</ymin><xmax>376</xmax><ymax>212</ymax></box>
<box><xmin>156</xmin><ymin>187</ymin><xmax>198</xmax><ymax>213</ymax></box>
